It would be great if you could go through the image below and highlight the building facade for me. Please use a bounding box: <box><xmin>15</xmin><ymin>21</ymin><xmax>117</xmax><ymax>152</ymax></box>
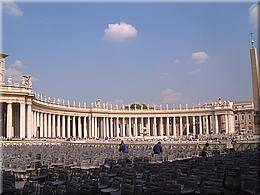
<box><xmin>0</xmin><ymin>53</ymin><xmax>255</xmax><ymax>139</ymax></box>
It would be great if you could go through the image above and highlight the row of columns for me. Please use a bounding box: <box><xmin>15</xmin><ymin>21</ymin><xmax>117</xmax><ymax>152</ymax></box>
<box><xmin>31</xmin><ymin>113</ymin><xmax>234</xmax><ymax>139</ymax></box>
<box><xmin>4</xmin><ymin>102</ymin><xmax>235</xmax><ymax>139</ymax></box>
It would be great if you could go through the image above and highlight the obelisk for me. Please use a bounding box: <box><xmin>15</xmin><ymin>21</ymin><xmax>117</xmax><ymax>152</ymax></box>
<box><xmin>250</xmin><ymin>35</ymin><xmax>260</xmax><ymax>134</ymax></box>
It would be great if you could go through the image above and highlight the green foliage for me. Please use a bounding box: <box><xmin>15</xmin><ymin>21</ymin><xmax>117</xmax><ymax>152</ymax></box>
<box><xmin>125</xmin><ymin>103</ymin><xmax>150</xmax><ymax>110</ymax></box>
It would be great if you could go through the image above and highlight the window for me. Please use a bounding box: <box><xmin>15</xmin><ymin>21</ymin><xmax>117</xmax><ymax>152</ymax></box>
<box><xmin>248</xmin><ymin>114</ymin><xmax>251</xmax><ymax>120</ymax></box>
<box><xmin>235</xmin><ymin>115</ymin><xmax>238</xmax><ymax>121</ymax></box>
<box><xmin>241</xmin><ymin>114</ymin><xmax>245</xmax><ymax>121</ymax></box>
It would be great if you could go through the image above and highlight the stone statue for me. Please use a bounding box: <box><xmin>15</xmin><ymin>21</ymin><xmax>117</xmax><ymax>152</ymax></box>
<box><xmin>21</xmin><ymin>75</ymin><xmax>32</xmax><ymax>89</ymax></box>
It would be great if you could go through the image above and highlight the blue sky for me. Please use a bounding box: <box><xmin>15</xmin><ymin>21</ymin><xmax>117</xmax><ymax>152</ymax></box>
<box><xmin>2</xmin><ymin>2</ymin><xmax>258</xmax><ymax>106</ymax></box>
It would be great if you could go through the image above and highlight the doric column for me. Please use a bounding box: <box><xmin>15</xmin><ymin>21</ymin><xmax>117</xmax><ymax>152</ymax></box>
<box><xmin>159</xmin><ymin>117</ymin><xmax>163</xmax><ymax>136</ymax></box>
<box><xmin>180</xmin><ymin>116</ymin><xmax>183</xmax><ymax>136</ymax></box>
<box><xmin>215</xmin><ymin>115</ymin><xmax>219</xmax><ymax>134</ymax></box>
<box><xmin>6</xmin><ymin>103</ymin><xmax>12</xmax><ymax>138</ymax></box>
<box><xmin>134</xmin><ymin>117</ymin><xmax>138</xmax><ymax>137</ymax></box>
<box><xmin>225</xmin><ymin>114</ymin><xmax>229</xmax><ymax>133</ymax></box>
<box><xmin>88</xmin><ymin>116</ymin><xmax>92</xmax><ymax>138</ymax></box>
<box><xmin>48</xmin><ymin>114</ymin><xmax>52</xmax><ymax>137</ymax></box>
<box><xmin>105</xmin><ymin>117</ymin><xmax>110</xmax><ymax>138</ymax></box>
<box><xmin>91</xmin><ymin>116</ymin><xmax>95</xmax><ymax>138</ymax></box>
<box><xmin>229</xmin><ymin>114</ymin><xmax>235</xmax><ymax>134</ymax></box>
<box><xmin>36</xmin><ymin>112</ymin><xmax>40</xmax><ymax>135</ymax></box>
<box><xmin>20</xmin><ymin>103</ymin><xmax>26</xmax><ymax>138</ymax></box>
<box><xmin>40</xmin><ymin>113</ymin><xmax>43</xmax><ymax>137</ymax></box>
<box><xmin>147</xmin><ymin>117</ymin><xmax>150</xmax><ymax>136</ymax></box>
<box><xmin>127</xmin><ymin>117</ymin><xmax>131</xmax><ymax>137</ymax></box>
<box><xmin>94</xmin><ymin>117</ymin><xmax>98</xmax><ymax>138</ymax></box>
<box><xmin>62</xmin><ymin>115</ymin><xmax>65</xmax><ymax>138</ymax></box>
<box><xmin>206</xmin><ymin>116</ymin><xmax>209</xmax><ymax>134</ymax></box>
<box><xmin>166</xmin><ymin>117</ymin><xmax>170</xmax><ymax>136</ymax></box>
<box><xmin>173</xmin><ymin>117</ymin><xmax>176</xmax><ymax>136</ymax></box>
<box><xmin>52</xmin><ymin>114</ymin><xmax>56</xmax><ymax>138</ymax></box>
<box><xmin>110</xmin><ymin>117</ymin><xmax>113</xmax><ymax>137</ymax></box>
<box><xmin>102</xmin><ymin>117</ymin><xmax>106</xmax><ymax>138</ymax></box>
<box><xmin>116</xmin><ymin>117</ymin><xmax>120</xmax><ymax>137</ymax></box>
<box><xmin>193</xmin><ymin>116</ymin><xmax>196</xmax><ymax>136</ymax></box>
<box><xmin>72</xmin><ymin>116</ymin><xmax>76</xmax><ymax>138</ymax></box>
<box><xmin>57</xmin><ymin>115</ymin><xmax>61</xmax><ymax>138</ymax></box>
<box><xmin>78</xmin><ymin>116</ymin><xmax>82</xmax><ymax>138</ymax></box>
<box><xmin>83</xmin><ymin>116</ymin><xmax>87</xmax><ymax>138</ymax></box>
<box><xmin>27</xmin><ymin>104</ymin><xmax>32</xmax><ymax>138</ymax></box>
<box><xmin>199</xmin><ymin>116</ymin><xmax>202</xmax><ymax>135</ymax></box>
<box><xmin>67</xmin><ymin>116</ymin><xmax>71</xmax><ymax>138</ymax></box>
<box><xmin>153</xmin><ymin>117</ymin><xmax>157</xmax><ymax>136</ymax></box>
<box><xmin>33</xmin><ymin>111</ymin><xmax>37</xmax><ymax>137</ymax></box>
<box><xmin>186</xmin><ymin>116</ymin><xmax>189</xmax><ymax>136</ymax></box>
<box><xmin>122</xmin><ymin>117</ymin><xmax>125</xmax><ymax>137</ymax></box>
<box><xmin>44</xmin><ymin>113</ymin><xmax>47</xmax><ymax>137</ymax></box>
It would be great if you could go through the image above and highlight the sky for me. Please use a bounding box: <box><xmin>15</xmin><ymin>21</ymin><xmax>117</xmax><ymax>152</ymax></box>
<box><xmin>2</xmin><ymin>2</ymin><xmax>259</xmax><ymax>107</ymax></box>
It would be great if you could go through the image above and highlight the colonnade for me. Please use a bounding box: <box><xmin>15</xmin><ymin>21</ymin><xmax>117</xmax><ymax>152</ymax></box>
<box><xmin>2</xmin><ymin>101</ymin><xmax>235</xmax><ymax>138</ymax></box>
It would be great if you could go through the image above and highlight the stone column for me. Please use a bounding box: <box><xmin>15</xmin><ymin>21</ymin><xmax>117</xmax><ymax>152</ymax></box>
<box><xmin>206</xmin><ymin>116</ymin><xmax>209</xmax><ymax>134</ymax></box>
<box><xmin>83</xmin><ymin>116</ymin><xmax>87</xmax><ymax>138</ymax></box>
<box><xmin>199</xmin><ymin>116</ymin><xmax>202</xmax><ymax>135</ymax></box>
<box><xmin>48</xmin><ymin>114</ymin><xmax>52</xmax><ymax>137</ymax></box>
<box><xmin>159</xmin><ymin>117</ymin><xmax>163</xmax><ymax>136</ymax></box>
<box><xmin>57</xmin><ymin>115</ymin><xmax>61</xmax><ymax>138</ymax></box>
<box><xmin>91</xmin><ymin>116</ymin><xmax>95</xmax><ymax>138</ymax></box>
<box><xmin>215</xmin><ymin>115</ymin><xmax>219</xmax><ymax>134</ymax></box>
<box><xmin>147</xmin><ymin>117</ymin><xmax>150</xmax><ymax>136</ymax></box>
<box><xmin>180</xmin><ymin>116</ymin><xmax>183</xmax><ymax>136</ymax></box>
<box><xmin>67</xmin><ymin>116</ymin><xmax>71</xmax><ymax>138</ymax></box>
<box><xmin>78</xmin><ymin>116</ymin><xmax>82</xmax><ymax>138</ymax></box>
<box><xmin>127</xmin><ymin>117</ymin><xmax>131</xmax><ymax>137</ymax></box>
<box><xmin>36</xmin><ymin>112</ymin><xmax>40</xmax><ymax>135</ymax></box>
<box><xmin>62</xmin><ymin>115</ymin><xmax>65</xmax><ymax>138</ymax></box>
<box><xmin>44</xmin><ymin>113</ymin><xmax>47</xmax><ymax>138</ymax></box>
<box><xmin>102</xmin><ymin>117</ymin><xmax>105</xmax><ymax>138</ymax></box>
<box><xmin>116</xmin><ymin>117</ymin><xmax>120</xmax><ymax>137</ymax></box>
<box><xmin>153</xmin><ymin>117</ymin><xmax>157</xmax><ymax>136</ymax></box>
<box><xmin>134</xmin><ymin>117</ymin><xmax>138</xmax><ymax>137</ymax></box>
<box><xmin>173</xmin><ymin>117</ymin><xmax>176</xmax><ymax>136</ymax></box>
<box><xmin>27</xmin><ymin>104</ymin><xmax>32</xmax><ymax>138</ymax></box>
<box><xmin>110</xmin><ymin>117</ymin><xmax>113</xmax><ymax>137</ymax></box>
<box><xmin>72</xmin><ymin>116</ymin><xmax>76</xmax><ymax>138</ymax></box>
<box><xmin>225</xmin><ymin>114</ymin><xmax>229</xmax><ymax>133</ymax></box>
<box><xmin>106</xmin><ymin>117</ymin><xmax>109</xmax><ymax>138</ymax></box>
<box><xmin>94</xmin><ymin>117</ymin><xmax>98</xmax><ymax>138</ymax></box>
<box><xmin>122</xmin><ymin>117</ymin><xmax>125</xmax><ymax>137</ymax></box>
<box><xmin>52</xmin><ymin>114</ymin><xmax>56</xmax><ymax>138</ymax></box>
<box><xmin>33</xmin><ymin>112</ymin><xmax>37</xmax><ymax>137</ymax></box>
<box><xmin>193</xmin><ymin>116</ymin><xmax>196</xmax><ymax>136</ymax></box>
<box><xmin>166</xmin><ymin>117</ymin><xmax>170</xmax><ymax>136</ymax></box>
<box><xmin>229</xmin><ymin>114</ymin><xmax>235</xmax><ymax>134</ymax></box>
<box><xmin>40</xmin><ymin>113</ymin><xmax>43</xmax><ymax>137</ymax></box>
<box><xmin>6</xmin><ymin>103</ymin><xmax>12</xmax><ymax>138</ymax></box>
<box><xmin>186</xmin><ymin>116</ymin><xmax>189</xmax><ymax>136</ymax></box>
<box><xmin>88</xmin><ymin>116</ymin><xmax>92</xmax><ymax>138</ymax></box>
<box><xmin>20</xmin><ymin>103</ymin><xmax>26</xmax><ymax>138</ymax></box>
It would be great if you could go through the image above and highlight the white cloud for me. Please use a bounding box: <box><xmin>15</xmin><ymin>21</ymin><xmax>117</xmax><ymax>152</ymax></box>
<box><xmin>108</xmin><ymin>99</ymin><xmax>124</xmax><ymax>105</ymax></box>
<box><xmin>13</xmin><ymin>60</ymin><xmax>25</xmax><ymax>69</ymax></box>
<box><xmin>5</xmin><ymin>59</ymin><xmax>39</xmax><ymax>83</ymax></box>
<box><xmin>174</xmin><ymin>58</ymin><xmax>180</xmax><ymax>64</ymax></box>
<box><xmin>249</xmin><ymin>3</ymin><xmax>258</xmax><ymax>29</ymax></box>
<box><xmin>5</xmin><ymin>67</ymin><xmax>23</xmax><ymax>82</ymax></box>
<box><xmin>3</xmin><ymin>1</ymin><xmax>23</xmax><ymax>16</ymax></box>
<box><xmin>188</xmin><ymin>68</ymin><xmax>201</xmax><ymax>75</ymax></box>
<box><xmin>104</xmin><ymin>22</ymin><xmax>138</xmax><ymax>42</ymax></box>
<box><xmin>192</xmin><ymin>51</ymin><xmax>209</xmax><ymax>63</ymax></box>
<box><xmin>161</xmin><ymin>88</ymin><xmax>189</xmax><ymax>104</ymax></box>
<box><xmin>159</xmin><ymin>72</ymin><xmax>171</xmax><ymax>80</ymax></box>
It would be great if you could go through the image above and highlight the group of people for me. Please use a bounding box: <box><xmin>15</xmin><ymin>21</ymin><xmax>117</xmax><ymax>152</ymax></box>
<box><xmin>119</xmin><ymin>140</ymin><xmax>210</xmax><ymax>157</ymax></box>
